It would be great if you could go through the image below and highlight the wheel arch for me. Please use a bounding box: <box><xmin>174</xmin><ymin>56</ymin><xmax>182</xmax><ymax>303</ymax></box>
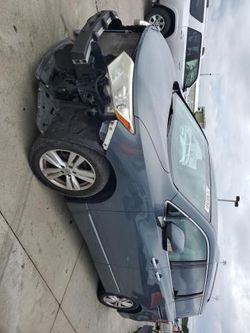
<box><xmin>42</xmin><ymin>112</ymin><xmax>118</xmax><ymax>200</ymax></box>
<box><xmin>61</xmin><ymin>134</ymin><xmax>118</xmax><ymax>203</ymax></box>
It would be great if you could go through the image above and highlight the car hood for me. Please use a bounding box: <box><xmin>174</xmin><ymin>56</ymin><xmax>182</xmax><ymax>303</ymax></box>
<box><xmin>133</xmin><ymin>26</ymin><xmax>178</xmax><ymax>172</ymax></box>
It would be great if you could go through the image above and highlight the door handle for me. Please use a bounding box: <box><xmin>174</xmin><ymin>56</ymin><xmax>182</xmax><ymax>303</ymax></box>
<box><xmin>155</xmin><ymin>272</ymin><xmax>162</xmax><ymax>281</ymax></box>
<box><xmin>151</xmin><ymin>257</ymin><xmax>159</xmax><ymax>270</ymax></box>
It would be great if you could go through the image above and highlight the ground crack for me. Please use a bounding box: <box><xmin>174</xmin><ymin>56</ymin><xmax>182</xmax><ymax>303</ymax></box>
<box><xmin>95</xmin><ymin>0</ymin><xmax>99</xmax><ymax>12</ymax></box>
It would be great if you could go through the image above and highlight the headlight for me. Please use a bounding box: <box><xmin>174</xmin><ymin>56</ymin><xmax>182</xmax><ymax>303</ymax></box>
<box><xmin>107</xmin><ymin>52</ymin><xmax>135</xmax><ymax>134</ymax></box>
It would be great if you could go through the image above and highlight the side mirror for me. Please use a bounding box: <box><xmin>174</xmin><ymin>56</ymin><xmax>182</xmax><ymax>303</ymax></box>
<box><xmin>162</xmin><ymin>222</ymin><xmax>185</xmax><ymax>253</ymax></box>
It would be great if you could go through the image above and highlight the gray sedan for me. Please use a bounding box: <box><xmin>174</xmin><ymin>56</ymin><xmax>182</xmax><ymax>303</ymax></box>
<box><xmin>29</xmin><ymin>11</ymin><xmax>219</xmax><ymax>322</ymax></box>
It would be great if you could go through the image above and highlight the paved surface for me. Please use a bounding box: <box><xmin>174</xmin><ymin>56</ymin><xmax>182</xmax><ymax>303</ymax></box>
<box><xmin>0</xmin><ymin>1</ymin><xmax>151</xmax><ymax>332</ymax></box>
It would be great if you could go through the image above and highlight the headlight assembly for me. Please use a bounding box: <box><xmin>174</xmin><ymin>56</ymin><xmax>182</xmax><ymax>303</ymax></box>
<box><xmin>107</xmin><ymin>52</ymin><xmax>135</xmax><ymax>134</ymax></box>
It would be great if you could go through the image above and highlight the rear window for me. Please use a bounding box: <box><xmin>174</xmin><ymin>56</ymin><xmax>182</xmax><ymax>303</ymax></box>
<box><xmin>190</xmin><ymin>0</ymin><xmax>205</xmax><ymax>23</ymax></box>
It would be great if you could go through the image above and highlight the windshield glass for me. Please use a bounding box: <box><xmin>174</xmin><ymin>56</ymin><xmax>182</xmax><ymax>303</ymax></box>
<box><xmin>168</xmin><ymin>94</ymin><xmax>211</xmax><ymax>217</ymax></box>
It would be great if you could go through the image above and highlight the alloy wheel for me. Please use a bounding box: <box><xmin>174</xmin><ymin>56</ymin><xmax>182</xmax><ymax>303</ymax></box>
<box><xmin>102</xmin><ymin>295</ymin><xmax>135</xmax><ymax>309</ymax></box>
<box><xmin>39</xmin><ymin>149</ymin><xmax>96</xmax><ymax>191</ymax></box>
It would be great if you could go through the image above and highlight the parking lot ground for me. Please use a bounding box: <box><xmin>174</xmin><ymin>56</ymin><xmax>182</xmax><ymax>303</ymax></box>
<box><xmin>0</xmin><ymin>1</ymin><xmax>151</xmax><ymax>332</ymax></box>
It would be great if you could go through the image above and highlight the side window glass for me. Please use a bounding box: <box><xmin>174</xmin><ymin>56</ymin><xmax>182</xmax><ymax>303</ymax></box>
<box><xmin>175</xmin><ymin>295</ymin><xmax>202</xmax><ymax>317</ymax></box>
<box><xmin>171</xmin><ymin>262</ymin><xmax>206</xmax><ymax>296</ymax></box>
<box><xmin>190</xmin><ymin>0</ymin><xmax>205</xmax><ymax>23</ymax></box>
<box><xmin>184</xmin><ymin>59</ymin><xmax>199</xmax><ymax>88</ymax></box>
<box><xmin>184</xmin><ymin>29</ymin><xmax>202</xmax><ymax>89</ymax></box>
<box><xmin>165</xmin><ymin>204</ymin><xmax>207</xmax><ymax>262</ymax></box>
<box><xmin>165</xmin><ymin>204</ymin><xmax>207</xmax><ymax>299</ymax></box>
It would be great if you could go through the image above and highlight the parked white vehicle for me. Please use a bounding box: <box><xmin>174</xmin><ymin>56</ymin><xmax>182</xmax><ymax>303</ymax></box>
<box><xmin>145</xmin><ymin>0</ymin><xmax>208</xmax><ymax>90</ymax></box>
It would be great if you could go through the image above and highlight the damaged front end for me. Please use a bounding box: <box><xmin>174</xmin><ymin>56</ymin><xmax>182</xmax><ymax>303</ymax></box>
<box><xmin>35</xmin><ymin>11</ymin><xmax>145</xmax><ymax>138</ymax></box>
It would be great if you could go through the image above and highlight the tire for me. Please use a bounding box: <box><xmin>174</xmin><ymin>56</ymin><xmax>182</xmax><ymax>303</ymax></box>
<box><xmin>145</xmin><ymin>7</ymin><xmax>171</xmax><ymax>37</ymax></box>
<box><xmin>29</xmin><ymin>135</ymin><xmax>111</xmax><ymax>198</ymax></box>
<box><xmin>97</xmin><ymin>284</ymin><xmax>140</xmax><ymax>313</ymax></box>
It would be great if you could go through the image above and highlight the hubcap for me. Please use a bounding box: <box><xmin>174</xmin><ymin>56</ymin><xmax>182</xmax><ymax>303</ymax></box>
<box><xmin>148</xmin><ymin>14</ymin><xmax>165</xmax><ymax>31</ymax></box>
<box><xmin>103</xmin><ymin>295</ymin><xmax>134</xmax><ymax>309</ymax></box>
<box><xmin>39</xmin><ymin>149</ymin><xmax>96</xmax><ymax>191</ymax></box>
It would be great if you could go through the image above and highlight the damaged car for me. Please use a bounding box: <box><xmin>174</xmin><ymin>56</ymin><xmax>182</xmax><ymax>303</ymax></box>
<box><xmin>29</xmin><ymin>11</ymin><xmax>219</xmax><ymax>322</ymax></box>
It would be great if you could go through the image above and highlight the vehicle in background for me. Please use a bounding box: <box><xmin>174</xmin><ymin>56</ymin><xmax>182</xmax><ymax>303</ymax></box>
<box><xmin>145</xmin><ymin>0</ymin><xmax>209</xmax><ymax>90</ymax></box>
<box><xmin>29</xmin><ymin>11</ymin><xmax>219</xmax><ymax>323</ymax></box>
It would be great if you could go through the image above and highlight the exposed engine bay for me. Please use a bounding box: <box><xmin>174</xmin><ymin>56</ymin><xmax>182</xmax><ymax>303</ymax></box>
<box><xmin>35</xmin><ymin>11</ymin><xmax>145</xmax><ymax>133</ymax></box>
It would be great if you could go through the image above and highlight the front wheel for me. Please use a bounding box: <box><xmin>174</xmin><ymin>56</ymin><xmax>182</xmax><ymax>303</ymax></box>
<box><xmin>145</xmin><ymin>7</ymin><xmax>171</xmax><ymax>37</ymax></box>
<box><xmin>29</xmin><ymin>136</ymin><xmax>111</xmax><ymax>198</ymax></box>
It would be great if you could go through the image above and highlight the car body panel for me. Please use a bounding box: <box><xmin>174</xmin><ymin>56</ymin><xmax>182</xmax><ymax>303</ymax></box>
<box><xmin>133</xmin><ymin>26</ymin><xmax>177</xmax><ymax>173</ymax></box>
<box><xmin>66</xmin><ymin>206</ymin><xmax>176</xmax><ymax>320</ymax></box>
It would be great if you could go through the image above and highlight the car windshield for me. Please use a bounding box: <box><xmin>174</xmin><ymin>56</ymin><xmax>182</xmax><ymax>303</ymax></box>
<box><xmin>168</xmin><ymin>94</ymin><xmax>211</xmax><ymax>218</ymax></box>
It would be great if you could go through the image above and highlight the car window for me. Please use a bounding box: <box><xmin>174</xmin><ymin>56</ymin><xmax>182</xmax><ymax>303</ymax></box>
<box><xmin>184</xmin><ymin>28</ymin><xmax>202</xmax><ymax>88</ymax></box>
<box><xmin>165</xmin><ymin>204</ymin><xmax>207</xmax><ymax>262</ymax></box>
<box><xmin>175</xmin><ymin>295</ymin><xmax>202</xmax><ymax>317</ymax></box>
<box><xmin>184</xmin><ymin>59</ymin><xmax>199</xmax><ymax>88</ymax></box>
<box><xmin>171</xmin><ymin>263</ymin><xmax>206</xmax><ymax>296</ymax></box>
<box><xmin>190</xmin><ymin>0</ymin><xmax>205</xmax><ymax>23</ymax></box>
<box><xmin>168</xmin><ymin>94</ymin><xmax>211</xmax><ymax>217</ymax></box>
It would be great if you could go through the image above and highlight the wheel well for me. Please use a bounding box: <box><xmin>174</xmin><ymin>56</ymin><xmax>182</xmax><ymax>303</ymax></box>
<box><xmin>153</xmin><ymin>5</ymin><xmax>176</xmax><ymax>37</ymax></box>
<box><xmin>44</xmin><ymin>110</ymin><xmax>117</xmax><ymax>201</ymax></box>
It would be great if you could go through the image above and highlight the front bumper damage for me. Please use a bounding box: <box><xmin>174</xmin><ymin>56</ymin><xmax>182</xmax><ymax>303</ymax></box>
<box><xmin>35</xmin><ymin>11</ymin><xmax>119</xmax><ymax>133</ymax></box>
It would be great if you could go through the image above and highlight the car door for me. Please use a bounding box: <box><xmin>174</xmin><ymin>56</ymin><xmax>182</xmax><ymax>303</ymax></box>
<box><xmin>136</xmin><ymin>212</ymin><xmax>176</xmax><ymax>320</ymax></box>
<box><xmin>84</xmin><ymin>207</ymin><xmax>175</xmax><ymax>319</ymax></box>
<box><xmin>163</xmin><ymin>202</ymin><xmax>209</xmax><ymax>317</ymax></box>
